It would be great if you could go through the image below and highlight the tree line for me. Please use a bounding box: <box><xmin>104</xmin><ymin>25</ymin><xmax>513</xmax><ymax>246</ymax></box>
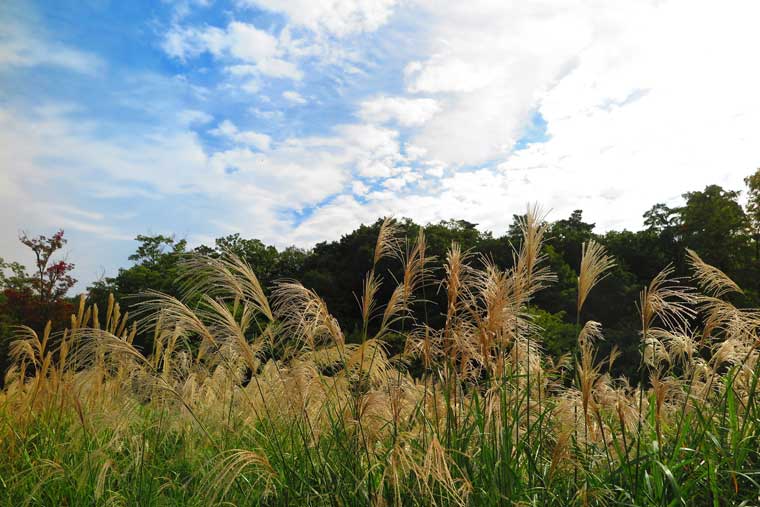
<box><xmin>2</xmin><ymin>170</ymin><xmax>759</xmax><ymax>380</ymax></box>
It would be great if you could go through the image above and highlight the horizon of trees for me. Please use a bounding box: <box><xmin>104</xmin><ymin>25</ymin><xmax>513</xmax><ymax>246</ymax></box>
<box><xmin>2</xmin><ymin>169</ymin><xmax>759</xmax><ymax>380</ymax></box>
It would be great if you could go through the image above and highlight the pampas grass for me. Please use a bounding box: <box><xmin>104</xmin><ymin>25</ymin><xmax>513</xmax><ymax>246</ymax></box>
<box><xmin>1</xmin><ymin>216</ymin><xmax>760</xmax><ymax>506</ymax></box>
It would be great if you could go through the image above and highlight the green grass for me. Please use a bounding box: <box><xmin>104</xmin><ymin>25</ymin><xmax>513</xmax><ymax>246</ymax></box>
<box><xmin>2</xmin><ymin>373</ymin><xmax>758</xmax><ymax>506</ymax></box>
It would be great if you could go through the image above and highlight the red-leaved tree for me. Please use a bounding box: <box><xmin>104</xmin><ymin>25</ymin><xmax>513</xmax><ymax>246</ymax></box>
<box><xmin>1</xmin><ymin>230</ymin><xmax>77</xmax><ymax>333</ymax></box>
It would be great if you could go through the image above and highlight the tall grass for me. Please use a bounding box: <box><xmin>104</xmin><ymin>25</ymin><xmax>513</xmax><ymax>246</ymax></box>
<box><xmin>1</xmin><ymin>215</ymin><xmax>759</xmax><ymax>506</ymax></box>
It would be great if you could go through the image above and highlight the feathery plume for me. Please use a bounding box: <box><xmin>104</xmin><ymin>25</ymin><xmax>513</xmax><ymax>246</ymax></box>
<box><xmin>686</xmin><ymin>248</ymin><xmax>743</xmax><ymax>298</ymax></box>
<box><xmin>577</xmin><ymin>240</ymin><xmax>616</xmax><ymax>315</ymax></box>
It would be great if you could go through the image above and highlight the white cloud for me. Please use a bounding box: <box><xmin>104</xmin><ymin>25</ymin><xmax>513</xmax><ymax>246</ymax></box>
<box><xmin>383</xmin><ymin>170</ymin><xmax>420</xmax><ymax>191</ymax></box>
<box><xmin>405</xmin><ymin>59</ymin><xmax>498</xmax><ymax>94</ymax></box>
<box><xmin>400</xmin><ymin>0</ymin><xmax>595</xmax><ymax>166</ymax></box>
<box><xmin>333</xmin><ymin>124</ymin><xmax>402</xmax><ymax>178</ymax></box>
<box><xmin>208</xmin><ymin>147</ymin><xmax>347</xmax><ymax>208</ymax></box>
<box><xmin>240</xmin><ymin>79</ymin><xmax>261</xmax><ymax>94</ymax></box>
<box><xmin>250</xmin><ymin>107</ymin><xmax>284</xmax><ymax>121</ymax></box>
<box><xmin>209</xmin><ymin>120</ymin><xmax>271</xmax><ymax>151</ymax></box>
<box><xmin>337</xmin><ymin>124</ymin><xmax>399</xmax><ymax>156</ymax></box>
<box><xmin>237</xmin><ymin>0</ymin><xmax>400</xmax><ymax>36</ymax></box>
<box><xmin>177</xmin><ymin>109</ymin><xmax>213</xmax><ymax>126</ymax></box>
<box><xmin>489</xmin><ymin>0</ymin><xmax>760</xmax><ymax>231</ymax></box>
<box><xmin>359</xmin><ymin>95</ymin><xmax>440</xmax><ymax>126</ymax></box>
<box><xmin>256</xmin><ymin>58</ymin><xmax>301</xmax><ymax>79</ymax></box>
<box><xmin>0</xmin><ymin>22</ymin><xmax>103</xmax><ymax>74</ymax></box>
<box><xmin>282</xmin><ymin>90</ymin><xmax>307</xmax><ymax>104</ymax></box>
<box><xmin>352</xmin><ymin>181</ymin><xmax>369</xmax><ymax>195</ymax></box>
<box><xmin>168</xmin><ymin>0</ymin><xmax>212</xmax><ymax>21</ymax></box>
<box><xmin>0</xmin><ymin>101</ymin><xmax>415</xmax><ymax>259</ymax></box>
<box><xmin>423</xmin><ymin>162</ymin><xmax>445</xmax><ymax>178</ymax></box>
<box><xmin>163</xmin><ymin>21</ymin><xmax>302</xmax><ymax>79</ymax></box>
<box><xmin>279</xmin><ymin>0</ymin><xmax>760</xmax><ymax>246</ymax></box>
<box><xmin>162</xmin><ymin>25</ymin><xmax>225</xmax><ymax>60</ymax></box>
<box><xmin>225</xmin><ymin>21</ymin><xmax>279</xmax><ymax>61</ymax></box>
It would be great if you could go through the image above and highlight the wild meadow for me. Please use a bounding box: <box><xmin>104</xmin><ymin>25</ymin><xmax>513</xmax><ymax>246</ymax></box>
<box><xmin>1</xmin><ymin>210</ymin><xmax>759</xmax><ymax>506</ymax></box>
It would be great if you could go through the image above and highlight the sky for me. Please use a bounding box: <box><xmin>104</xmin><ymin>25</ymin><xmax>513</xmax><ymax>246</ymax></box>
<box><xmin>1</xmin><ymin>0</ymin><xmax>760</xmax><ymax>289</ymax></box>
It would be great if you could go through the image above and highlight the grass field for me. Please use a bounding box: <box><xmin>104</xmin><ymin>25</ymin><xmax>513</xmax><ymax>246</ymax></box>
<box><xmin>1</xmin><ymin>213</ymin><xmax>759</xmax><ymax>506</ymax></box>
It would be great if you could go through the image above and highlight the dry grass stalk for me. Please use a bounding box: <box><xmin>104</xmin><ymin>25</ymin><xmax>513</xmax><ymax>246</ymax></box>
<box><xmin>577</xmin><ymin>240</ymin><xmax>616</xmax><ymax>315</ymax></box>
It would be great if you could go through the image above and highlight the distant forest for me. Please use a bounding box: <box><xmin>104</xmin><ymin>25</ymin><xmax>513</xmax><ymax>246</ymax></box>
<box><xmin>2</xmin><ymin>169</ymin><xmax>760</xmax><ymax>379</ymax></box>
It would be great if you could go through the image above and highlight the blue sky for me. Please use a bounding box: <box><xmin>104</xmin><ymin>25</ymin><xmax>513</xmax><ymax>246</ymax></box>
<box><xmin>2</xmin><ymin>0</ymin><xmax>759</xmax><ymax>289</ymax></box>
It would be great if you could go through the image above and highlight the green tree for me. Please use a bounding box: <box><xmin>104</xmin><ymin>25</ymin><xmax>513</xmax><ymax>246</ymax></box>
<box><xmin>549</xmin><ymin>210</ymin><xmax>595</xmax><ymax>269</ymax></box>
<box><xmin>678</xmin><ymin>185</ymin><xmax>750</xmax><ymax>272</ymax></box>
<box><xmin>0</xmin><ymin>258</ymin><xmax>28</xmax><ymax>379</ymax></box>
<box><xmin>276</xmin><ymin>246</ymin><xmax>308</xmax><ymax>280</ymax></box>
<box><xmin>603</xmin><ymin>229</ymin><xmax>670</xmax><ymax>287</ymax></box>
<box><xmin>529</xmin><ymin>307</ymin><xmax>577</xmax><ymax>358</ymax></box>
<box><xmin>643</xmin><ymin>203</ymin><xmax>678</xmax><ymax>233</ymax></box>
<box><xmin>193</xmin><ymin>235</ymin><xmax>307</xmax><ymax>288</ymax></box>
<box><xmin>0</xmin><ymin>258</ymin><xmax>28</xmax><ymax>292</ymax></box>
<box><xmin>212</xmin><ymin>234</ymin><xmax>280</xmax><ymax>285</ymax></box>
<box><xmin>88</xmin><ymin>235</ymin><xmax>188</xmax><ymax>351</ymax></box>
<box><xmin>423</xmin><ymin>219</ymin><xmax>488</xmax><ymax>255</ymax></box>
<box><xmin>744</xmin><ymin>168</ymin><xmax>760</xmax><ymax>259</ymax></box>
<box><xmin>120</xmin><ymin>234</ymin><xmax>187</xmax><ymax>296</ymax></box>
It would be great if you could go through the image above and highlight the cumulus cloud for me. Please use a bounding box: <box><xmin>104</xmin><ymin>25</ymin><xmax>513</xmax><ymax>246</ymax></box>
<box><xmin>352</xmin><ymin>181</ymin><xmax>369</xmax><ymax>195</ymax></box>
<box><xmin>359</xmin><ymin>95</ymin><xmax>440</xmax><ymax>126</ymax></box>
<box><xmin>177</xmin><ymin>109</ymin><xmax>213</xmax><ymax>126</ymax></box>
<box><xmin>209</xmin><ymin>120</ymin><xmax>271</xmax><ymax>151</ymax></box>
<box><xmin>401</xmin><ymin>0</ymin><xmax>594</xmax><ymax>165</ymax></box>
<box><xmin>383</xmin><ymin>168</ymin><xmax>420</xmax><ymax>191</ymax></box>
<box><xmin>333</xmin><ymin>124</ymin><xmax>403</xmax><ymax>178</ymax></box>
<box><xmin>237</xmin><ymin>0</ymin><xmax>400</xmax><ymax>36</ymax></box>
<box><xmin>0</xmin><ymin>99</ymin><xmax>413</xmax><ymax>257</ymax></box>
<box><xmin>208</xmin><ymin>147</ymin><xmax>347</xmax><ymax>208</ymax></box>
<box><xmin>163</xmin><ymin>21</ymin><xmax>302</xmax><ymax>79</ymax></box>
<box><xmin>279</xmin><ymin>0</ymin><xmax>760</xmax><ymax>244</ymax></box>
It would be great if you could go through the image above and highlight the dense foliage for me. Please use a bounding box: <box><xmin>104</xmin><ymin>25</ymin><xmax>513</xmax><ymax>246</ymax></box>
<box><xmin>5</xmin><ymin>173</ymin><xmax>754</xmax><ymax>379</ymax></box>
<box><xmin>2</xmin><ymin>173</ymin><xmax>760</xmax><ymax>383</ymax></box>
